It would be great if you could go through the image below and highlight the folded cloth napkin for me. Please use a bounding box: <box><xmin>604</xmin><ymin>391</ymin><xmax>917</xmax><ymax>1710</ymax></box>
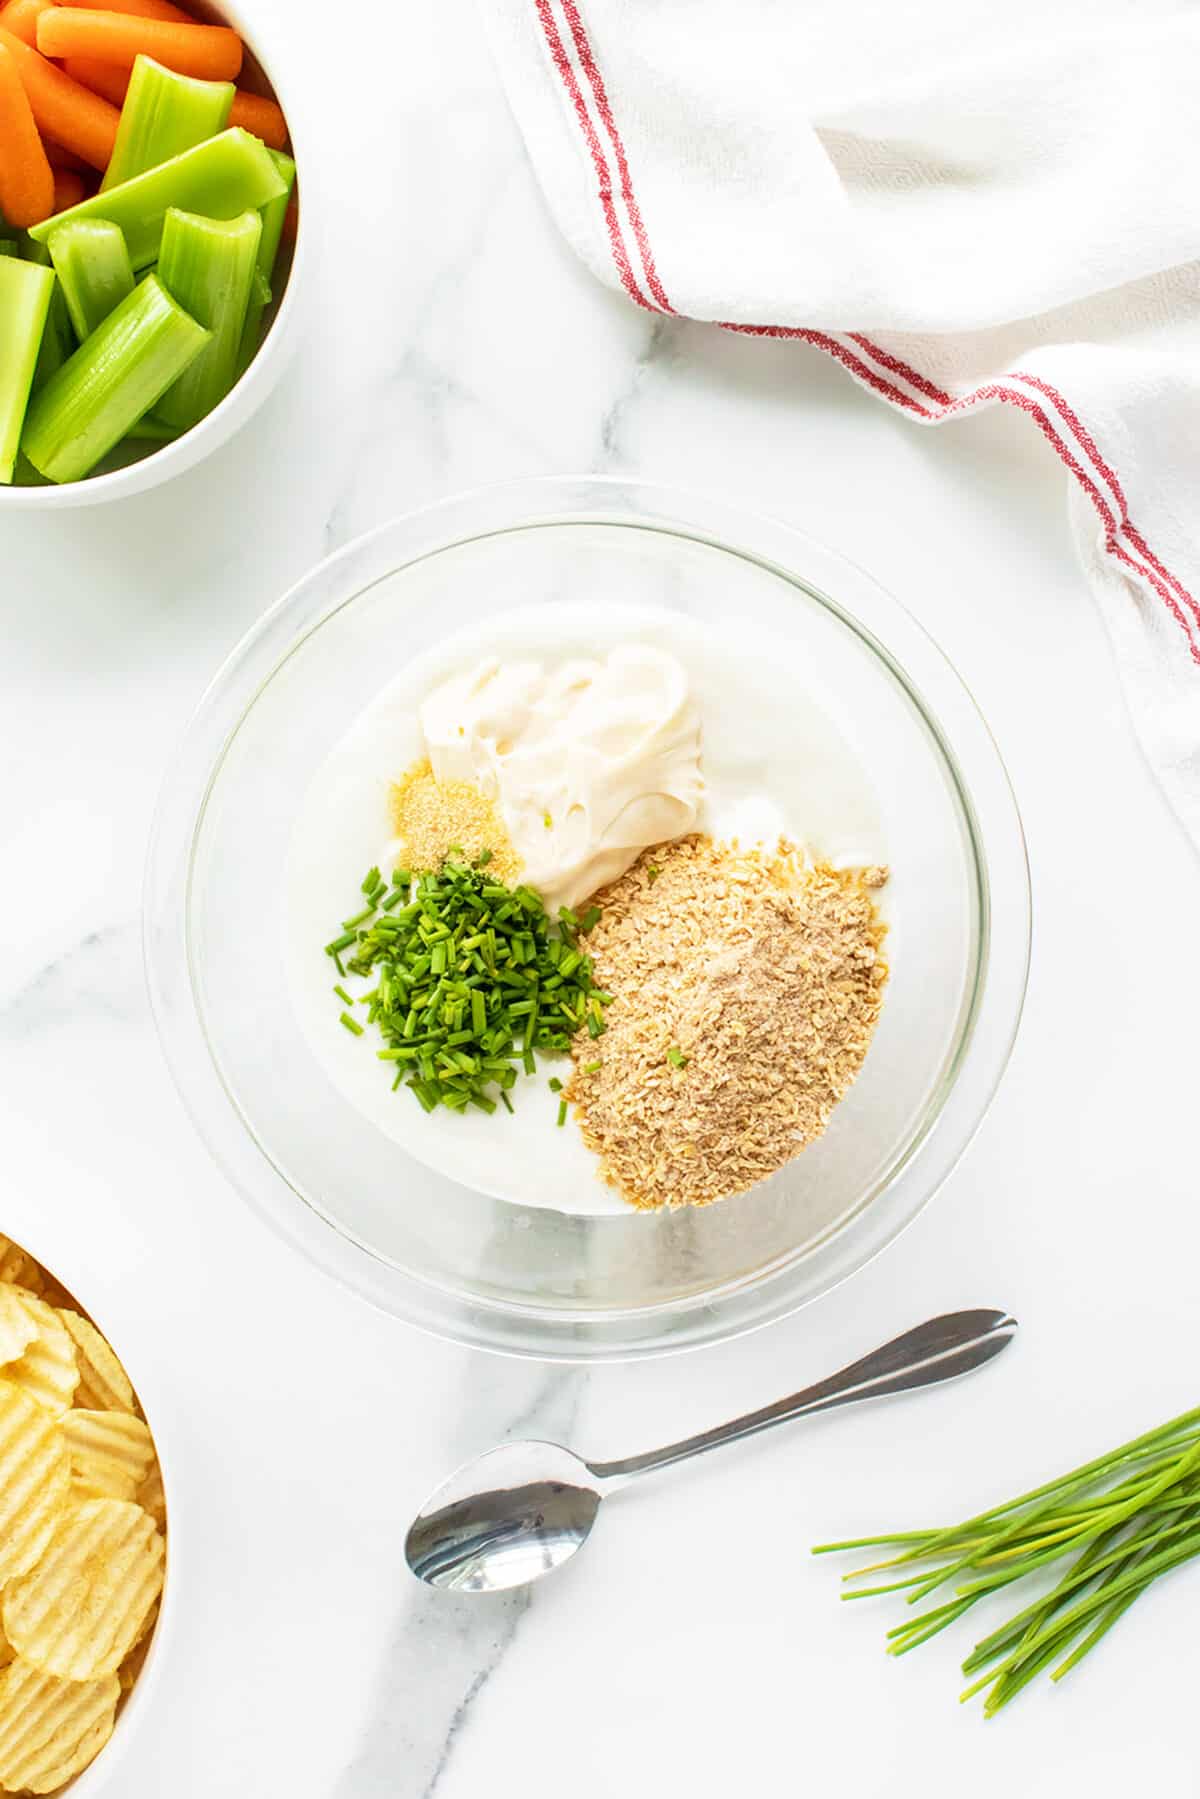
<box><xmin>482</xmin><ymin>0</ymin><xmax>1200</xmax><ymax>846</ymax></box>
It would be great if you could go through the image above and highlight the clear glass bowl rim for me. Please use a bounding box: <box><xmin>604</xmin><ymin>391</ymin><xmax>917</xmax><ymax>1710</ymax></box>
<box><xmin>145</xmin><ymin>476</ymin><xmax>1031</xmax><ymax>1362</ymax></box>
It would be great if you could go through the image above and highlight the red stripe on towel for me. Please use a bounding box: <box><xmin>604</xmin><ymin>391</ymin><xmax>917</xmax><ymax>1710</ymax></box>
<box><xmin>847</xmin><ymin>339</ymin><xmax>1200</xmax><ymax>648</ymax></box>
<box><xmin>558</xmin><ymin>0</ymin><xmax>675</xmax><ymax>313</ymax></box>
<box><xmin>539</xmin><ymin>0</ymin><xmax>1200</xmax><ymax>663</ymax></box>
<box><xmin>532</xmin><ymin>0</ymin><xmax>654</xmax><ymax>311</ymax></box>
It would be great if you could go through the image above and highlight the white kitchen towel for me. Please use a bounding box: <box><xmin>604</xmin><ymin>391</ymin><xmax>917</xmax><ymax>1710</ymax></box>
<box><xmin>482</xmin><ymin>0</ymin><xmax>1200</xmax><ymax>846</ymax></box>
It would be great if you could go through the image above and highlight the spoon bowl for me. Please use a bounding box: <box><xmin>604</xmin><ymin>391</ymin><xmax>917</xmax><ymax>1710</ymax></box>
<box><xmin>405</xmin><ymin>1442</ymin><xmax>601</xmax><ymax>1593</ymax></box>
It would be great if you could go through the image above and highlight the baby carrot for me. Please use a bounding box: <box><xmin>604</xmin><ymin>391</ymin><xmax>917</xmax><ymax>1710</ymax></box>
<box><xmin>51</xmin><ymin>166</ymin><xmax>85</xmax><ymax>210</ymax></box>
<box><xmin>42</xmin><ymin>134</ymin><xmax>90</xmax><ymax>170</ymax></box>
<box><xmin>60</xmin><ymin>54</ymin><xmax>128</xmax><ymax>105</ymax></box>
<box><xmin>0</xmin><ymin>0</ymin><xmax>51</xmax><ymax>46</ymax></box>
<box><xmin>0</xmin><ymin>26</ymin><xmax>119</xmax><ymax>168</ymax></box>
<box><xmin>0</xmin><ymin>40</ymin><xmax>53</xmax><ymax>226</ymax></box>
<box><xmin>37</xmin><ymin>10</ymin><xmax>243</xmax><ymax>82</ymax></box>
<box><xmin>69</xmin><ymin>0</ymin><xmax>192</xmax><ymax>21</ymax></box>
<box><xmin>228</xmin><ymin>87</ymin><xmax>285</xmax><ymax>150</ymax></box>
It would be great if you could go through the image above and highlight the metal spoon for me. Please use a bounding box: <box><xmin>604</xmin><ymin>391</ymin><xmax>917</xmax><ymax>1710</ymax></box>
<box><xmin>406</xmin><ymin>1308</ymin><xmax>1017</xmax><ymax>1593</ymax></box>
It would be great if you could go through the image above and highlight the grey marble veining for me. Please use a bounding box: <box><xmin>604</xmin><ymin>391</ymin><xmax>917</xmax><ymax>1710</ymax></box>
<box><xmin>334</xmin><ymin>1365</ymin><xmax>583</xmax><ymax>1799</ymax></box>
<box><xmin>2</xmin><ymin>2</ymin><xmax>1199</xmax><ymax>1794</ymax></box>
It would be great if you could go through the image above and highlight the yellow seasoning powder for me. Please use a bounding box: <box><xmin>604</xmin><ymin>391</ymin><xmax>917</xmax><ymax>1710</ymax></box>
<box><xmin>390</xmin><ymin>760</ymin><xmax>522</xmax><ymax>883</ymax></box>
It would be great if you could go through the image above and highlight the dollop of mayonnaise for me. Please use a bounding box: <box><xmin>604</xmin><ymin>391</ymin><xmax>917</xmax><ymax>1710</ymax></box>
<box><xmin>419</xmin><ymin>646</ymin><xmax>703</xmax><ymax>912</ymax></box>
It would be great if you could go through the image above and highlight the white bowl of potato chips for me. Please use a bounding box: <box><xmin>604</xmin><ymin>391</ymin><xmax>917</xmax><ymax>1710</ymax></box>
<box><xmin>0</xmin><ymin>1233</ymin><xmax>167</xmax><ymax>1795</ymax></box>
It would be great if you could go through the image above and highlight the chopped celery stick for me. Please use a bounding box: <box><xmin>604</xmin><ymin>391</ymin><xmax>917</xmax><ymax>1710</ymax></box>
<box><xmin>235</xmin><ymin>268</ymin><xmax>271</xmax><ymax>377</ymax></box>
<box><xmin>0</xmin><ymin>241</ymin><xmax>16</xmax><ymax>258</ymax></box>
<box><xmin>126</xmin><ymin>417</ymin><xmax>179</xmax><ymax>441</ymax></box>
<box><xmin>0</xmin><ymin>258</ymin><xmax>54</xmax><ymax>482</ymax></box>
<box><xmin>22</xmin><ymin>275</ymin><xmax>208</xmax><ymax>484</ymax></box>
<box><xmin>257</xmin><ymin>149</ymin><xmax>295</xmax><ymax>284</ymax></box>
<box><xmin>48</xmin><ymin>221</ymin><xmax>135</xmax><ymax>340</ymax></box>
<box><xmin>103</xmin><ymin>56</ymin><xmax>234</xmax><ymax>193</ymax></box>
<box><xmin>156</xmin><ymin>206</ymin><xmax>260</xmax><ymax>431</ymax></box>
<box><xmin>27</xmin><ymin>129</ymin><xmax>286</xmax><ymax>269</ymax></box>
<box><xmin>32</xmin><ymin>281</ymin><xmax>74</xmax><ymax>393</ymax></box>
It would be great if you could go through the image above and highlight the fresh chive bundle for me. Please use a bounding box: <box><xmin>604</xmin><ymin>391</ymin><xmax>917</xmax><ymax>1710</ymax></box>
<box><xmin>325</xmin><ymin>858</ymin><xmax>609</xmax><ymax>1117</ymax></box>
<box><xmin>814</xmin><ymin>1406</ymin><xmax>1200</xmax><ymax>1715</ymax></box>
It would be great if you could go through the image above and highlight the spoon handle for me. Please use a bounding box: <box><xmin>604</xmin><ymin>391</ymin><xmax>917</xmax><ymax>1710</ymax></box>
<box><xmin>590</xmin><ymin>1309</ymin><xmax>1017</xmax><ymax>1488</ymax></box>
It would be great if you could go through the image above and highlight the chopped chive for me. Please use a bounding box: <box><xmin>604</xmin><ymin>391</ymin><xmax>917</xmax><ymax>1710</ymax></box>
<box><xmin>556</xmin><ymin>1099</ymin><xmax>568</xmax><ymax>1127</ymax></box>
<box><xmin>325</xmin><ymin>862</ymin><xmax>607</xmax><ymax>1122</ymax></box>
<box><xmin>647</xmin><ymin>864</ymin><xmax>661</xmax><ymax>883</ymax></box>
<box><xmin>333</xmin><ymin>984</ymin><xmax>354</xmax><ymax>1006</ymax></box>
<box><xmin>583</xmin><ymin>1060</ymin><xmax>602</xmax><ymax>1074</ymax></box>
<box><xmin>474</xmin><ymin>848</ymin><xmax>492</xmax><ymax>867</ymax></box>
<box><xmin>666</xmin><ymin>1046</ymin><xmax>689</xmax><ymax>1068</ymax></box>
<box><xmin>339</xmin><ymin>1012</ymin><xmax>364</xmax><ymax>1037</ymax></box>
<box><xmin>580</xmin><ymin>906</ymin><xmax>601</xmax><ymax>932</ymax></box>
<box><xmin>548</xmin><ymin>1077</ymin><xmax>563</xmax><ymax>1093</ymax></box>
<box><xmin>341</xmin><ymin>905</ymin><xmax>376</xmax><ymax>930</ymax></box>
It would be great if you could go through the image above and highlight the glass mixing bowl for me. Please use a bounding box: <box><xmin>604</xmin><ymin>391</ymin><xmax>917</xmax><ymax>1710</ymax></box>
<box><xmin>145</xmin><ymin>478</ymin><xmax>1029</xmax><ymax>1360</ymax></box>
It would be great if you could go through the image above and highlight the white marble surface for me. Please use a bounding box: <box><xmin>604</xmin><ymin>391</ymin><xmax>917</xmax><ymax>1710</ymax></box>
<box><xmin>4</xmin><ymin>5</ymin><xmax>1200</xmax><ymax>1794</ymax></box>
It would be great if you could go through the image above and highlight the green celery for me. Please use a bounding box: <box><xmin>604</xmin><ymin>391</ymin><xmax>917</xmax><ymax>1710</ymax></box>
<box><xmin>0</xmin><ymin>241</ymin><xmax>16</xmax><ymax>258</ymax></box>
<box><xmin>32</xmin><ymin>281</ymin><xmax>75</xmax><ymax>393</ymax></box>
<box><xmin>102</xmin><ymin>56</ymin><xmax>234</xmax><ymax>192</ymax></box>
<box><xmin>27</xmin><ymin>129</ymin><xmax>286</xmax><ymax>269</ymax></box>
<box><xmin>0</xmin><ymin>258</ymin><xmax>54</xmax><ymax>482</ymax></box>
<box><xmin>21</xmin><ymin>274</ymin><xmax>208</xmax><ymax>484</ymax></box>
<box><xmin>257</xmin><ymin>149</ymin><xmax>295</xmax><ymax>284</ymax></box>
<box><xmin>235</xmin><ymin>268</ymin><xmax>271</xmax><ymax>377</ymax></box>
<box><xmin>47</xmin><ymin>221</ymin><xmax>135</xmax><ymax>340</ymax></box>
<box><xmin>156</xmin><ymin>206</ymin><xmax>261</xmax><ymax>431</ymax></box>
<box><xmin>126</xmin><ymin>416</ymin><xmax>179</xmax><ymax>441</ymax></box>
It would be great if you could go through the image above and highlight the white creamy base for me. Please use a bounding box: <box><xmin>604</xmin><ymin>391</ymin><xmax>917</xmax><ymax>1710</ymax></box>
<box><xmin>286</xmin><ymin>602</ymin><xmax>888</xmax><ymax>1217</ymax></box>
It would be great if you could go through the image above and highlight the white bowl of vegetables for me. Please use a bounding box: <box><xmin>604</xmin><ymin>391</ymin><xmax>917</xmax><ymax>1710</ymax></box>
<box><xmin>0</xmin><ymin>0</ymin><xmax>303</xmax><ymax>505</ymax></box>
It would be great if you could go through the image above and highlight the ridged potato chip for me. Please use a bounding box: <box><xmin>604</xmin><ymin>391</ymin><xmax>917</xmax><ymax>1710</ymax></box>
<box><xmin>136</xmin><ymin>1457</ymin><xmax>166</xmax><ymax>1531</ymax></box>
<box><xmin>64</xmin><ymin>1410</ymin><xmax>156</xmax><ymax>1503</ymax></box>
<box><xmin>32</xmin><ymin>1714</ymin><xmax>117</xmax><ymax>1794</ymax></box>
<box><xmin>0</xmin><ymin>1286</ymin><xmax>39</xmax><ymax>1369</ymax></box>
<box><xmin>0</xmin><ymin>1238</ymin><xmax>45</xmax><ymax>1296</ymax></box>
<box><xmin>0</xmin><ymin>1381</ymin><xmax>70</xmax><ymax>1583</ymax></box>
<box><xmin>57</xmin><ymin>1310</ymin><xmax>136</xmax><ymax>1416</ymax></box>
<box><xmin>2</xmin><ymin>1296</ymin><xmax>79</xmax><ymax>1420</ymax></box>
<box><xmin>4</xmin><ymin>1500</ymin><xmax>165</xmax><ymax>1681</ymax></box>
<box><xmin>0</xmin><ymin>1659</ymin><xmax>118</xmax><ymax>1795</ymax></box>
<box><xmin>117</xmin><ymin>1605</ymin><xmax>157</xmax><ymax>1693</ymax></box>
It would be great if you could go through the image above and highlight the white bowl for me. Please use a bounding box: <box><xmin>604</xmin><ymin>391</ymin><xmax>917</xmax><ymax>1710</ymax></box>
<box><xmin>0</xmin><ymin>1218</ymin><xmax>175</xmax><ymax>1795</ymax></box>
<box><xmin>0</xmin><ymin>0</ymin><xmax>307</xmax><ymax>510</ymax></box>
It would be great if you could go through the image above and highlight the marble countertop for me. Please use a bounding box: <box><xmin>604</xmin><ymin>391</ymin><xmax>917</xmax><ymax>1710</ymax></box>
<box><xmin>4</xmin><ymin>5</ymin><xmax>1200</xmax><ymax>1794</ymax></box>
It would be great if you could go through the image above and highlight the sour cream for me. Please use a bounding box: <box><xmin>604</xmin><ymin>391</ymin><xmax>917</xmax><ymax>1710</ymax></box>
<box><xmin>418</xmin><ymin>645</ymin><xmax>704</xmax><ymax>912</ymax></box>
